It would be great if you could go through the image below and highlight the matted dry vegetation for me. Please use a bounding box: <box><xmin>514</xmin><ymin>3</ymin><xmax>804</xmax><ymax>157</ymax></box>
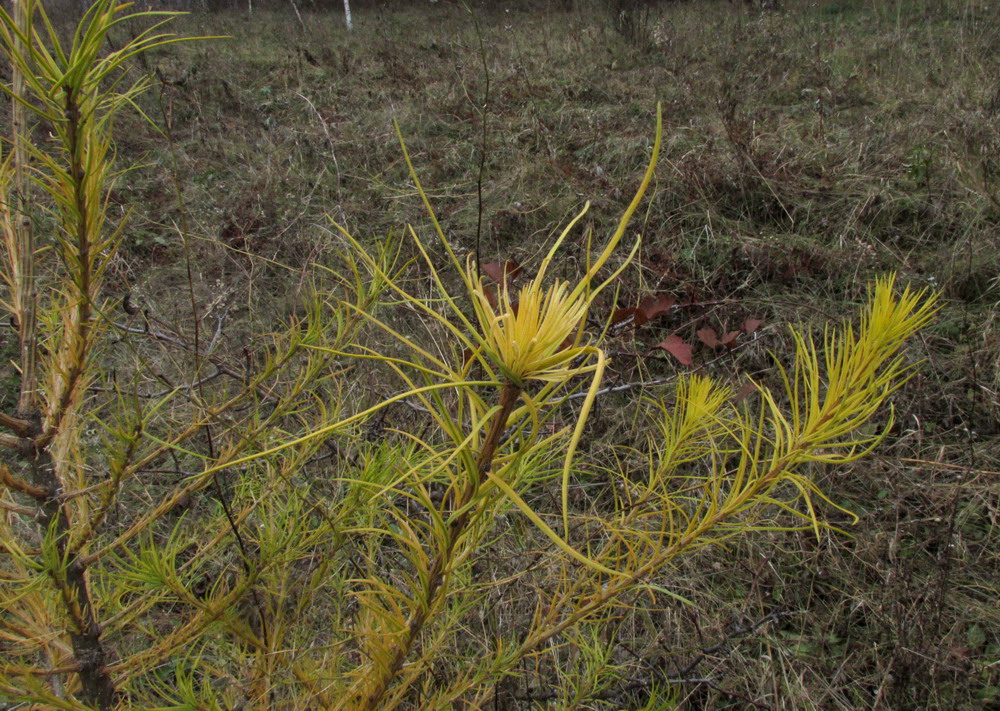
<box><xmin>2</xmin><ymin>0</ymin><xmax>998</xmax><ymax>709</ymax></box>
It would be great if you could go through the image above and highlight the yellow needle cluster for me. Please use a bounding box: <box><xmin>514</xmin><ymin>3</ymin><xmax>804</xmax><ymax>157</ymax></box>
<box><xmin>470</xmin><ymin>272</ymin><xmax>589</xmax><ymax>386</ymax></box>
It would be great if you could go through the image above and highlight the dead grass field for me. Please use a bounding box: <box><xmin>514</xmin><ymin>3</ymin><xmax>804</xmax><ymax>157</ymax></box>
<box><xmin>3</xmin><ymin>0</ymin><xmax>998</xmax><ymax>708</ymax></box>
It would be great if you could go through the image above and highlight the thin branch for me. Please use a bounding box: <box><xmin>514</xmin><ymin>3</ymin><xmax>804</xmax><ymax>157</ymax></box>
<box><xmin>111</xmin><ymin>320</ymin><xmax>277</xmax><ymax>402</ymax></box>
<box><xmin>0</xmin><ymin>662</ymin><xmax>81</xmax><ymax>677</ymax></box>
<box><xmin>571</xmin><ymin>331</ymin><xmax>765</xmax><ymax>402</ymax></box>
<box><xmin>466</xmin><ymin>0</ymin><xmax>490</xmax><ymax>282</ymax></box>
<box><xmin>602</xmin><ymin>298</ymin><xmax>737</xmax><ymax>334</ymax></box>
<box><xmin>0</xmin><ymin>412</ymin><xmax>33</xmax><ymax>437</ymax></box>
<box><xmin>89</xmin><ymin>367</ymin><xmax>225</xmax><ymax>399</ymax></box>
<box><xmin>899</xmin><ymin>458</ymin><xmax>1000</xmax><ymax>477</ymax></box>
<box><xmin>678</xmin><ymin>609</ymin><xmax>796</xmax><ymax>678</ymax></box>
<box><xmin>0</xmin><ymin>466</ymin><xmax>48</xmax><ymax>499</ymax></box>
<box><xmin>0</xmin><ymin>432</ymin><xmax>24</xmax><ymax>449</ymax></box>
<box><xmin>206</xmin><ymin>308</ymin><xmax>228</xmax><ymax>355</ymax></box>
<box><xmin>0</xmin><ymin>496</ymin><xmax>36</xmax><ymax>515</ymax></box>
<box><xmin>507</xmin><ymin>612</ymin><xmax>791</xmax><ymax>708</ymax></box>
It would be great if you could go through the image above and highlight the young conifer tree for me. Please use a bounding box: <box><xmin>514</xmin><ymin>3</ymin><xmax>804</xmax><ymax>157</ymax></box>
<box><xmin>0</xmin><ymin>2</ymin><xmax>395</xmax><ymax>707</ymax></box>
<box><xmin>0</xmin><ymin>2</ymin><xmax>937</xmax><ymax>709</ymax></box>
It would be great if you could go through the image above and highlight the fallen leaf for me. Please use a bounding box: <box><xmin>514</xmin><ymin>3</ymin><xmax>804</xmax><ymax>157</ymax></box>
<box><xmin>742</xmin><ymin>317</ymin><xmax>763</xmax><ymax>334</ymax></box>
<box><xmin>636</xmin><ymin>293</ymin><xmax>676</xmax><ymax>326</ymax></box>
<box><xmin>731</xmin><ymin>381</ymin><xmax>758</xmax><ymax>403</ymax></box>
<box><xmin>697</xmin><ymin>328</ymin><xmax>720</xmax><ymax>348</ymax></box>
<box><xmin>655</xmin><ymin>335</ymin><xmax>693</xmax><ymax>365</ymax></box>
<box><xmin>480</xmin><ymin>260</ymin><xmax>522</xmax><ymax>284</ymax></box>
<box><xmin>611</xmin><ymin>306</ymin><xmax>637</xmax><ymax>326</ymax></box>
<box><xmin>722</xmin><ymin>330</ymin><xmax>741</xmax><ymax>348</ymax></box>
<box><xmin>482</xmin><ymin>284</ymin><xmax>498</xmax><ymax>310</ymax></box>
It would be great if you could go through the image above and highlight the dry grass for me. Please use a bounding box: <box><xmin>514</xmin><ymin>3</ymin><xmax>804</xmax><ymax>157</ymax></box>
<box><xmin>8</xmin><ymin>0</ymin><xmax>998</xmax><ymax>707</ymax></box>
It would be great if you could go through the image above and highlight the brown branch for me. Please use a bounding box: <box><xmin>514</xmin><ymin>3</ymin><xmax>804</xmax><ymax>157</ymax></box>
<box><xmin>0</xmin><ymin>432</ymin><xmax>24</xmax><ymax>450</ymax></box>
<box><xmin>89</xmin><ymin>366</ymin><xmax>225</xmax><ymax>399</ymax></box>
<box><xmin>602</xmin><ymin>298</ymin><xmax>737</xmax><ymax>335</ymax></box>
<box><xmin>0</xmin><ymin>496</ymin><xmax>36</xmax><ymax>516</ymax></box>
<box><xmin>0</xmin><ymin>465</ymin><xmax>48</xmax><ymax>499</ymax></box>
<box><xmin>570</xmin><ymin>331</ymin><xmax>764</xmax><ymax>402</ymax></box>
<box><xmin>111</xmin><ymin>320</ymin><xmax>278</xmax><ymax>403</ymax></box>
<box><xmin>0</xmin><ymin>662</ymin><xmax>81</xmax><ymax>677</ymax></box>
<box><xmin>502</xmin><ymin>612</ymin><xmax>790</xmax><ymax>708</ymax></box>
<box><xmin>0</xmin><ymin>412</ymin><xmax>33</xmax><ymax>438</ymax></box>
<box><xmin>676</xmin><ymin>610</ymin><xmax>795</xmax><ymax>678</ymax></box>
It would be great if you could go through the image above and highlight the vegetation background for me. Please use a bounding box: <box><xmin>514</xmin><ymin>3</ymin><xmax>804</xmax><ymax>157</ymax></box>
<box><xmin>1</xmin><ymin>0</ymin><xmax>998</xmax><ymax>709</ymax></box>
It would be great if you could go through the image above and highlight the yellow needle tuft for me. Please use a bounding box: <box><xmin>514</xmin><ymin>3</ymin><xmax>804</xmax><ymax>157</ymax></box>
<box><xmin>470</xmin><ymin>267</ymin><xmax>590</xmax><ymax>386</ymax></box>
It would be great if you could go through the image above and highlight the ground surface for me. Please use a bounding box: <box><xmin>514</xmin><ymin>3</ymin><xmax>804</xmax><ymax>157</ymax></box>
<box><xmin>7</xmin><ymin>0</ymin><xmax>998</xmax><ymax>708</ymax></box>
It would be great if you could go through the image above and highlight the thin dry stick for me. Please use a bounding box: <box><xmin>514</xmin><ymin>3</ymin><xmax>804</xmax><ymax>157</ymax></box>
<box><xmin>899</xmin><ymin>458</ymin><xmax>1000</xmax><ymax>477</ymax></box>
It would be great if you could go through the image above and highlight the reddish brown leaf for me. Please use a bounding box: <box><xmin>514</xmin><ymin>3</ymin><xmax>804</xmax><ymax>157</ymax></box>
<box><xmin>635</xmin><ymin>293</ymin><xmax>676</xmax><ymax>326</ymax></box>
<box><xmin>742</xmin><ymin>317</ymin><xmax>763</xmax><ymax>334</ymax></box>
<box><xmin>462</xmin><ymin>348</ymin><xmax>476</xmax><ymax>366</ymax></box>
<box><xmin>480</xmin><ymin>261</ymin><xmax>504</xmax><ymax>283</ymax></box>
<box><xmin>611</xmin><ymin>306</ymin><xmax>637</xmax><ymax>325</ymax></box>
<box><xmin>697</xmin><ymin>328</ymin><xmax>720</xmax><ymax>348</ymax></box>
<box><xmin>655</xmin><ymin>335</ymin><xmax>693</xmax><ymax>365</ymax></box>
<box><xmin>482</xmin><ymin>284</ymin><xmax>498</xmax><ymax>310</ymax></box>
<box><xmin>480</xmin><ymin>260</ymin><xmax>522</xmax><ymax>284</ymax></box>
<box><xmin>732</xmin><ymin>381</ymin><xmax>758</xmax><ymax>403</ymax></box>
<box><xmin>722</xmin><ymin>330</ymin><xmax>741</xmax><ymax>349</ymax></box>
